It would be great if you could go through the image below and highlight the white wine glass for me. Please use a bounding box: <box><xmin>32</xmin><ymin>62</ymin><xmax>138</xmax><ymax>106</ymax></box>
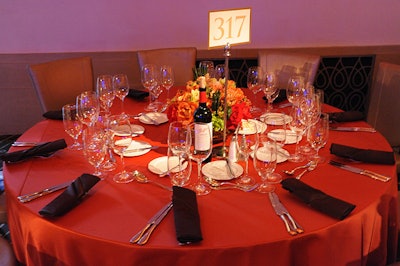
<box><xmin>82</xmin><ymin>127</ymin><xmax>107</xmax><ymax>178</ymax></box>
<box><xmin>235</xmin><ymin>120</ymin><xmax>259</xmax><ymax>187</ymax></box>
<box><xmin>160</xmin><ymin>65</ymin><xmax>174</xmax><ymax>101</ymax></box>
<box><xmin>214</xmin><ymin>64</ymin><xmax>225</xmax><ymax>80</ymax></box>
<box><xmin>288</xmin><ymin>106</ymin><xmax>307</xmax><ymax>163</ymax></box>
<box><xmin>307</xmin><ymin>113</ymin><xmax>329</xmax><ymax>163</ymax></box>
<box><xmin>168</xmin><ymin>121</ymin><xmax>191</xmax><ymax>176</ymax></box>
<box><xmin>188</xmin><ymin>123</ymin><xmax>212</xmax><ymax>196</ymax></box>
<box><xmin>62</xmin><ymin>103</ymin><xmax>83</xmax><ymax>150</ymax></box>
<box><xmin>286</xmin><ymin>75</ymin><xmax>305</xmax><ymax>107</ymax></box>
<box><xmin>109</xmin><ymin>115</ymin><xmax>134</xmax><ymax>183</ymax></box>
<box><xmin>253</xmin><ymin>136</ymin><xmax>281</xmax><ymax>193</ymax></box>
<box><xmin>113</xmin><ymin>74</ymin><xmax>130</xmax><ymax>114</ymax></box>
<box><xmin>76</xmin><ymin>91</ymin><xmax>100</xmax><ymax>127</ymax></box>
<box><xmin>247</xmin><ymin>66</ymin><xmax>264</xmax><ymax>116</ymax></box>
<box><xmin>96</xmin><ymin>75</ymin><xmax>115</xmax><ymax>116</ymax></box>
<box><xmin>141</xmin><ymin>64</ymin><xmax>158</xmax><ymax>112</ymax></box>
<box><xmin>263</xmin><ymin>71</ymin><xmax>279</xmax><ymax>111</ymax></box>
<box><xmin>199</xmin><ymin>61</ymin><xmax>214</xmax><ymax>77</ymax></box>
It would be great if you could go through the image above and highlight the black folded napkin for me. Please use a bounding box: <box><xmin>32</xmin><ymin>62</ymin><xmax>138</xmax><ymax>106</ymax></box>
<box><xmin>0</xmin><ymin>139</ymin><xmax>67</xmax><ymax>163</ymax></box>
<box><xmin>330</xmin><ymin>143</ymin><xmax>395</xmax><ymax>165</ymax></box>
<box><xmin>281</xmin><ymin>178</ymin><xmax>356</xmax><ymax>220</ymax></box>
<box><xmin>43</xmin><ymin>110</ymin><xmax>63</xmax><ymax>120</ymax></box>
<box><xmin>172</xmin><ymin>186</ymin><xmax>203</xmax><ymax>244</ymax></box>
<box><xmin>127</xmin><ymin>89</ymin><xmax>149</xmax><ymax>99</ymax></box>
<box><xmin>39</xmin><ymin>173</ymin><xmax>100</xmax><ymax>218</ymax></box>
<box><xmin>328</xmin><ymin>111</ymin><xmax>364</xmax><ymax>122</ymax></box>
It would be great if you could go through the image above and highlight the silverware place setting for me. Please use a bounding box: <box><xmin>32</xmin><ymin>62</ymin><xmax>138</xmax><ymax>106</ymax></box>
<box><xmin>17</xmin><ymin>181</ymin><xmax>72</xmax><ymax>203</ymax></box>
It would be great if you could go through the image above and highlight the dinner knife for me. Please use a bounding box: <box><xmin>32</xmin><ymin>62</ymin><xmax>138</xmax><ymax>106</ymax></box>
<box><xmin>126</xmin><ymin>146</ymin><xmax>159</xmax><ymax>153</ymax></box>
<box><xmin>142</xmin><ymin>113</ymin><xmax>160</xmax><ymax>125</ymax></box>
<box><xmin>329</xmin><ymin>126</ymin><xmax>376</xmax><ymax>133</ymax></box>
<box><xmin>329</xmin><ymin>160</ymin><xmax>391</xmax><ymax>182</ymax></box>
<box><xmin>17</xmin><ymin>181</ymin><xmax>71</xmax><ymax>203</ymax></box>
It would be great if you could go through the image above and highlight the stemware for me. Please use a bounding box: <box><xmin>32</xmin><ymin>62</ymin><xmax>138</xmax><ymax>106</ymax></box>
<box><xmin>96</xmin><ymin>75</ymin><xmax>115</xmax><ymax>116</ymax></box>
<box><xmin>112</xmin><ymin>74</ymin><xmax>130</xmax><ymax>114</ymax></box>
<box><xmin>288</xmin><ymin>106</ymin><xmax>307</xmax><ymax>163</ymax></box>
<box><xmin>247</xmin><ymin>66</ymin><xmax>264</xmax><ymax>116</ymax></box>
<box><xmin>199</xmin><ymin>61</ymin><xmax>214</xmax><ymax>77</ymax></box>
<box><xmin>76</xmin><ymin>91</ymin><xmax>100</xmax><ymax>127</ymax></box>
<box><xmin>263</xmin><ymin>71</ymin><xmax>280</xmax><ymax>111</ymax></box>
<box><xmin>167</xmin><ymin>121</ymin><xmax>191</xmax><ymax>182</ymax></box>
<box><xmin>188</xmin><ymin>123</ymin><xmax>213</xmax><ymax>196</ymax></box>
<box><xmin>62</xmin><ymin>103</ymin><xmax>83</xmax><ymax>150</ymax></box>
<box><xmin>253</xmin><ymin>136</ymin><xmax>280</xmax><ymax>193</ymax></box>
<box><xmin>141</xmin><ymin>64</ymin><xmax>158</xmax><ymax>112</ymax></box>
<box><xmin>235</xmin><ymin>120</ymin><xmax>259</xmax><ymax>187</ymax></box>
<box><xmin>82</xmin><ymin>127</ymin><xmax>107</xmax><ymax>178</ymax></box>
<box><xmin>262</xmin><ymin>112</ymin><xmax>287</xmax><ymax>149</ymax></box>
<box><xmin>286</xmin><ymin>75</ymin><xmax>305</xmax><ymax>107</ymax></box>
<box><xmin>108</xmin><ymin>115</ymin><xmax>134</xmax><ymax>183</ymax></box>
<box><xmin>214</xmin><ymin>64</ymin><xmax>225</xmax><ymax>80</ymax></box>
<box><xmin>307</xmin><ymin>112</ymin><xmax>329</xmax><ymax>163</ymax></box>
<box><xmin>160</xmin><ymin>65</ymin><xmax>174</xmax><ymax>101</ymax></box>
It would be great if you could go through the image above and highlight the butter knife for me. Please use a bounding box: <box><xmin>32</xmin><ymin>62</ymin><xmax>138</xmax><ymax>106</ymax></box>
<box><xmin>126</xmin><ymin>146</ymin><xmax>159</xmax><ymax>153</ymax></box>
<box><xmin>17</xmin><ymin>181</ymin><xmax>71</xmax><ymax>203</ymax></box>
<box><xmin>329</xmin><ymin>127</ymin><xmax>376</xmax><ymax>133</ymax></box>
<box><xmin>142</xmin><ymin>113</ymin><xmax>160</xmax><ymax>125</ymax></box>
<box><xmin>329</xmin><ymin>160</ymin><xmax>391</xmax><ymax>182</ymax></box>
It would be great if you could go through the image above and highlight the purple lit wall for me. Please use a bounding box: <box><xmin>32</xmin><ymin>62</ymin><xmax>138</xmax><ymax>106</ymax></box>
<box><xmin>1</xmin><ymin>0</ymin><xmax>399</xmax><ymax>53</ymax></box>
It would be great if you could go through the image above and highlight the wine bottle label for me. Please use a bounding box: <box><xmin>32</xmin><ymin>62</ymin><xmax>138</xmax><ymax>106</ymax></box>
<box><xmin>194</xmin><ymin>123</ymin><xmax>212</xmax><ymax>151</ymax></box>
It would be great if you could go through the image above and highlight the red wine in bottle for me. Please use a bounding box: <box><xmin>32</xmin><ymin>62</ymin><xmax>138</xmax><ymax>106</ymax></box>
<box><xmin>193</xmin><ymin>76</ymin><xmax>213</xmax><ymax>162</ymax></box>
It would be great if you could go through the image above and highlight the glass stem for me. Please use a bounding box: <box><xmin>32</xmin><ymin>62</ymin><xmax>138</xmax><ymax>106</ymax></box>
<box><xmin>197</xmin><ymin>161</ymin><xmax>202</xmax><ymax>182</ymax></box>
<box><xmin>120</xmin><ymin>154</ymin><xmax>125</xmax><ymax>172</ymax></box>
<box><xmin>244</xmin><ymin>156</ymin><xmax>249</xmax><ymax>176</ymax></box>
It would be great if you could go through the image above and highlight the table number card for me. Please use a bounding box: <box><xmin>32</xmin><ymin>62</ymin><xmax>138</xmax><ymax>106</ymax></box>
<box><xmin>208</xmin><ymin>8</ymin><xmax>251</xmax><ymax>48</ymax></box>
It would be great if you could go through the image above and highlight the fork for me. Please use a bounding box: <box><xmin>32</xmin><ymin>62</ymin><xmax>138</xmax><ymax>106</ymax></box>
<box><xmin>296</xmin><ymin>161</ymin><xmax>317</xmax><ymax>179</ymax></box>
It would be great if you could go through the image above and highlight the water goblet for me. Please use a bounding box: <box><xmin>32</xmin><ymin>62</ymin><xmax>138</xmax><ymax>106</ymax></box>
<box><xmin>76</xmin><ymin>91</ymin><xmax>100</xmax><ymax>127</ymax></box>
<box><xmin>62</xmin><ymin>103</ymin><xmax>83</xmax><ymax>150</ymax></box>
<box><xmin>168</xmin><ymin>121</ymin><xmax>191</xmax><ymax>175</ymax></box>
<box><xmin>214</xmin><ymin>64</ymin><xmax>225</xmax><ymax>80</ymax></box>
<box><xmin>82</xmin><ymin>127</ymin><xmax>107</xmax><ymax>178</ymax></box>
<box><xmin>288</xmin><ymin>106</ymin><xmax>307</xmax><ymax>163</ymax></box>
<box><xmin>307</xmin><ymin>113</ymin><xmax>329</xmax><ymax>163</ymax></box>
<box><xmin>253</xmin><ymin>137</ymin><xmax>280</xmax><ymax>193</ymax></box>
<box><xmin>108</xmin><ymin>114</ymin><xmax>134</xmax><ymax>183</ymax></box>
<box><xmin>141</xmin><ymin>64</ymin><xmax>158</xmax><ymax>112</ymax></box>
<box><xmin>247</xmin><ymin>66</ymin><xmax>264</xmax><ymax>116</ymax></box>
<box><xmin>199</xmin><ymin>61</ymin><xmax>214</xmax><ymax>77</ymax></box>
<box><xmin>96</xmin><ymin>75</ymin><xmax>115</xmax><ymax>116</ymax></box>
<box><xmin>160</xmin><ymin>65</ymin><xmax>174</xmax><ymax>101</ymax></box>
<box><xmin>235</xmin><ymin>120</ymin><xmax>259</xmax><ymax>187</ymax></box>
<box><xmin>112</xmin><ymin>74</ymin><xmax>130</xmax><ymax>114</ymax></box>
<box><xmin>188</xmin><ymin>123</ymin><xmax>212</xmax><ymax>196</ymax></box>
<box><xmin>263</xmin><ymin>71</ymin><xmax>279</xmax><ymax>111</ymax></box>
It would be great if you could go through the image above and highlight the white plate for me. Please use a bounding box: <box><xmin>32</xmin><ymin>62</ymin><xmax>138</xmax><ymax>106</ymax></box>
<box><xmin>139</xmin><ymin>112</ymin><xmax>168</xmax><ymax>125</ymax></box>
<box><xmin>284</xmin><ymin>130</ymin><xmax>301</xmax><ymax>144</ymax></box>
<box><xmin>237</xmin><ymin>119</ymin><xmax>266</xmax><ymax>135</ymax></box>
<box><xmin>250</xmin><ymin>147</ymin><xmax>289</xmax><ymax>163</ymax></box>
<box><xmin>148</xmin><ymin>156</ymin><xmax>188</xmax><ymax>175</ymax></box>
<box><xmin>131</xmin><ymin>124</ymin><xmax>145</xmax><ymax>135</ymax></box>
<box><xmin>202</xmin><ymin>160</ymin><xmax>243</xmax><ymax>181</ymax></box>
<box><xmin>114</xmin><ymin>140</ymin><xmax>152</xmax><ymax>157</ymax></box>
<box><xmin>260</xmin><ymin>113</ymin><xmax>292</xmax><ymax>125</ymax></box>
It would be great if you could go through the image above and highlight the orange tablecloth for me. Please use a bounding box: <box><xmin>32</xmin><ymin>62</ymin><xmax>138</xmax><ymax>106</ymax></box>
<box><xmin>4</xmin><ymin>87</ymin><xmax>398</xmax><ymax>265</ymax></box>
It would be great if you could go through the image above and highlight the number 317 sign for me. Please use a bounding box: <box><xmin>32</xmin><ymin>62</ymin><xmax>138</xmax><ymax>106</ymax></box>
<box><xmin>208</xmin><ymin>8</ymin><xmax>251</xmax><ymax>48</ymax></box>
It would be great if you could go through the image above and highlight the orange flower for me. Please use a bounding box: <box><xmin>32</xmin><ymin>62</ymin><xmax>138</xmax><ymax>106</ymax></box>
<box><xmin>167</xmin><ymin>101</ymin><xmax>198</xmax><ymax>125</ymax></box>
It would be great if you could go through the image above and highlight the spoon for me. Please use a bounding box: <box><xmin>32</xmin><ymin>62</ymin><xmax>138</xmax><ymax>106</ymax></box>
<box><xmin>296</xmin><ymin>161</ymin><xmax>318</xmax><ymax>180</ymax></box>
<box><xmin>132</xmin><ymin>170</ymin><xmax>172</xmax><ymax>191</ymax></box>
<box><xmin>207</xmin><ymin>178</ymin><xmax>258</xmax><ymax>192</ymax></box>
<box><xmin>283</xmin><ymin>161</ymin><xmax>311</xmax><ymax>175</ymax></box>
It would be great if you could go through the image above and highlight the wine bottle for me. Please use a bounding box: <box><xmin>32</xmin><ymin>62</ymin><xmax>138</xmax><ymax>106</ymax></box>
<box><xmin>193</xmin><ymin>76</ymin><xmax>213</xmax><ymax>162</ymax></box>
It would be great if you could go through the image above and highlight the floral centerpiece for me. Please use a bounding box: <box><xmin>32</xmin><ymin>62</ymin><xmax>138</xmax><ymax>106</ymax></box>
<box><xmin>166</xmin><ymin>70</ymin><xmax>252</xmax><ymax>132</ymax></box>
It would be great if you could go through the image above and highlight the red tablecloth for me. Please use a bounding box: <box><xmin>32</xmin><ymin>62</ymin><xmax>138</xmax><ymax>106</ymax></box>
<box><xmin>4</xmin><ymin>87</ymin><xmax>398</xmax><ymax>265</ymax></box>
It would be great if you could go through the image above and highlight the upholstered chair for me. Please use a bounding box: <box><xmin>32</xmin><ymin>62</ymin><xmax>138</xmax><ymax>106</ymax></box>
<box><xmin>28</xmin><ymin>57</ymin><xmax>94</xmax><ymax>113</ymax></box>
<box><xmin>137</xmin><ymin>47</ymin><xmax>197</xmax><ymax>86</ymax></box>
<box><xmin>258</xmin><ymin>51</ymin><xmax>321</xmax><ymax>88</ymax></box>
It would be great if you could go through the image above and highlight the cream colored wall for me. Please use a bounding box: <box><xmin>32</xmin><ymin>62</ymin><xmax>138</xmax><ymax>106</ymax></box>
<box><xmin>1</xmin><ymin>0</ymin><xmax>399</xmax><ymax>53</ymax></box>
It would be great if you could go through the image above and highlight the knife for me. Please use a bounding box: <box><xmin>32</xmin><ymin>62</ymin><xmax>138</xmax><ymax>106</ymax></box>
<box><xmin>130</xmin><ymin>201</ymin><xmax>173</xmax><ymax>245</ymax></box>
<box><xmin>142</xmin><ymin>113</ymin><xmax>160</xmax><ymax>125</ymax></box>
<box><xmin>329</xmin><ymin>160</ymin><xmax>391</xmax><ymax>182</ymax></box>
<box><xmin>329</xmin><ymin>127</ymin><xmax>376</xmax><ymax>133</ymax></box>
<box><xmin>126</xmin><ymin>146</ymin><xmax>159</xmax><ymax>153</ymax></box>
<box><xmin>17</xmin><ymin>181</ymin><xmax>71</xmax><ymax>203</ymax></box>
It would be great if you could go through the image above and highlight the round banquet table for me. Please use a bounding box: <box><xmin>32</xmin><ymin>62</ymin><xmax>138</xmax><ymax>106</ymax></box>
<box><xmin>4</xmin><ymin>87</ymin><xmax>398</xmax><ymax>266</ymax></box>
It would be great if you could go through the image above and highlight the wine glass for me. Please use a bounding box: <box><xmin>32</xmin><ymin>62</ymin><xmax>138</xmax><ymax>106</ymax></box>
<box><xmin>76</xmin><ymin>91</ymin><xmax>100</xmax><ymax>127</ymax></box>
<box><xmin>263</xmin><ymin>71</ymin><xmax>280</xmax><ymax>111</ymax></box>
<box><xmin>160</xmin><ymin>65</ymin><xmax>174</xmax><ymax>101</ymax></box>
<box><xmin>168</xmin><ymin>121</ymin><xmax>191</xmax><ymax>176</ymax></box>
<box><xmin>307</xmin><ymin>113</ymin><xmax>329</xmax><ymax>163</ymax></box>
<box><xmin>82</xmin><ymin>127</ymin><xmax>107</xmax><ymax>178</ymax></box>
<box><xmin>188</xmin><ymin>123</ymin><xmax>212</xmax><ymax>196</ymax></box>
<box><xmin>113</xmin><ymin>74</ymin><xmax>130</xmax><ymax>114</ymax></box>
<box><xmin>247</xmin><ymin>66</ymin><xmax>264</xmax><ymax>116</ymax></box>
<box><xmin>235</xmin><ymin>120</ymin><xmax>259</xmax><ymax>187</ymax></box>
<box><xmin>286</xmin><ymin>75</ymin><xmax>305</xmax><ymax>107</ymax></box>
<box><xmin>288</xmin><ymin>106</ymin><xmax>307</xmax><ymax>163</ymax></box>
<box><xmin>199</xmin><ymin>61</ymin><xmax>214</xmax><ymax>77</ymax></box>
<box><xmin>214</xmin><ymin>64</ymin><xmax>225</xmax><ymax>80</ymax></box>
<box><xmin>253</xmin><ymin>136</ymin><xmax>280</xmax><ymax>193</ymax></box>
<box><xmin>262</xmin><ymin>112</ymin><xmax>287</xmax><ymax>149</ymax></box>
<box><xmin>108</xmin><ymin>115</ymin><xmax>134</xmax><ymax>183</ymax></box>
<box><xmin>96</xmin><ymin>75</ymin><xmax>115</xmax><ymax>116</ymax></box>
<box><xmin>141</xmin><ymin>64</ymin><xmax>158</xmax><ymax>112</ymax></box>
<box><xmin>62</xmin><ymin>103</ymin><xmax>83</xmax><ymax>150</ymax></box>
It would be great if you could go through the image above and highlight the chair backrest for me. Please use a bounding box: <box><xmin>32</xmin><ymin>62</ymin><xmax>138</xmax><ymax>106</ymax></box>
<box><xmin>258</xmin><ymin>51</ymin><xmax>321</xmax><ymax>88</ymax></box>
<box><xmin>367</xmin><ymin>62</ymin><xmax>400</xmax><ymax>147</ymax></box>
<box><xmin>137</xmin><ymin>47</ymin><xmax>197</xmax><ymax>86</ymax></box>
<box><xmin>28</xmin><ymin>56</ymin><xmax>94</xmax><ymax>113</ymax></box>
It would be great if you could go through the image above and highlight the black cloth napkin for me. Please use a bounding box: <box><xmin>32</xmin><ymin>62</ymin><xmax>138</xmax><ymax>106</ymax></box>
<box><xmin>281</xmin><ymin>178</ymin><xmax>356</xmax><ymax>220</ymax></box>
<box><xmin>330</xmin><ymin>143</ymin><xmax>395</xmax><ymax>165</ymax></box>
<box><xmin>0</xmin><ymin>139</ymin><xmax>67</xmax><ymax>163</ymax></box>
<box><xmin>328</xmin><ymin>111</ymin><xmax>364</xmax><ymax>122</ymax></box>
<box><xmin>172</xmin><ymin>186</ymin><xmax>203</xmax><ymax>244</ymax></box>
<box><xmin>127</xmin><ymin>89</ymin><xmax>149</xmax><ymax>100</ymax></box>
<box><xmin>43</xmin><ymin>110</ymin><xmax>63</xmax><ymax>120</ymax></box>
<box><xmin>39</xmin><ymin>174</ymin><xmax>100</xmax><ymax>218</ymax></box>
